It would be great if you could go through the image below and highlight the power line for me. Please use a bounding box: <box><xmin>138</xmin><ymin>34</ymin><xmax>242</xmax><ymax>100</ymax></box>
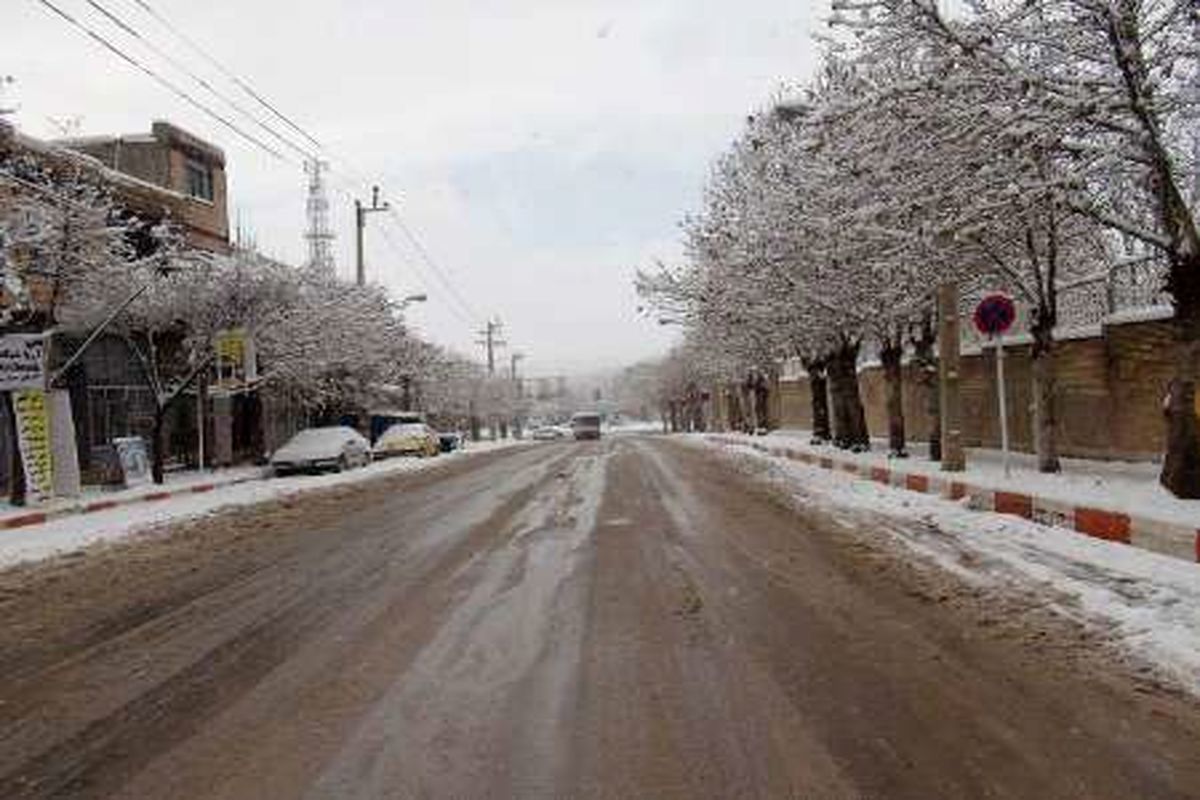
<box><xmin>324</xmin><ymin>173</ymin><xmax>480</xmax><ymax>326</ymax></box>
<box><xmin>31</xmin><ymin>0</ymin><xmax>287</xmax><ymax>161</ymax></box>
<box><xmin>91</xmin><ymin>0</ymin><xmax>489</xmax><ymax>330</ymax></box>
<box><xmin>80</xmin><ymin>0</ymin><xmax>315</xmax><ymax>161</ymax></box>
<box><xmin>375</xmin><ymin>222</ymin><xmax>476</xmax><ymax>326</ymax></box>
<box><xmin>385</xmin><ymin>206</ymin><xmax>485</xmax><ymax>323</ymax></box>
<box><xmin>36</xmin><ymin>0</ymin><xmax>493</xmax><ymax>339</ymax></box>
<box><xmin>126</xmin><ymin>0</ymin><xmax>323</xmax><ymax>151</ymax></box>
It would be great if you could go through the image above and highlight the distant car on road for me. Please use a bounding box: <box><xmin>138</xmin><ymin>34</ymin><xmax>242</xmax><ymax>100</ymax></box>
<box><xmin>374</xmin><ymin>422</ymin><xmax>440</xmax><ymax>458</ymax></box>
<box><xmin>570</xmin><ymin>412</ymin><xmax>602</xmax><ymax>441</ymax></box>
<box><xmin>270</xmin><ymin>426</ymin><xmax>371</xmax><ymax>475</ymax></box>
<box><xmin>438</xmin><ymin>431</ymin><xmax>463</xmax><ymax>453</ymax></box>
<box><xmin>531</xmin><ymin>425</ymin><xmax>567</xmax><ymax>441</ymax></box>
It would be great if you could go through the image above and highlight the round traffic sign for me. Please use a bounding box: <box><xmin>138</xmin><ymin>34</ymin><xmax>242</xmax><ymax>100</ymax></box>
<box><xmin>973</xmin><ymin>293</ymin><xmax>1016</xmax><ymax>336</ymax></box>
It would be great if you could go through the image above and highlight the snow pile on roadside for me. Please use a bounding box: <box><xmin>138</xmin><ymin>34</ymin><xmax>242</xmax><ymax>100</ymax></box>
<box><xmin>0</xmin><ymin>465</ymin><xmax>267</xmax><ymax>521</ymax></box>
<box><xmin>745</xmin><ymin>429</ymin><xmax>1200</xmax><ymax>528</ymax></box>
<box><xmin>697</xmin><ymin>438</ymin><xmax>1200</xmax><ymax>696</ymax></box>
<box><xmin>608</xmin><ymin>420</ymin><xmax>664</xmax><ymax>434</ymax></box>
<box><xmin>0</xmin><ymin>440</ymin><xmax>531</xmax><ymax>569</ymax></box>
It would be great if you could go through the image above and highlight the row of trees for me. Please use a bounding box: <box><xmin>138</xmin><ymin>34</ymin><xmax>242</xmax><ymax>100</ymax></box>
<box><xmin>1</xmin><ymin>124</ymin><xmax>503</xmax><ymax>483</ymax></box>
<box><xmin>639</xmin><ymin>0</ymin><xmax>1199</xmax><ymax>497</ymax></box>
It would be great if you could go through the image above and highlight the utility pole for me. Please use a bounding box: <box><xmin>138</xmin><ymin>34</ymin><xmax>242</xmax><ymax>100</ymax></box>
<box><xmin>938</xmin><ymin>282</ymin><xmax>966</xmax><ymax>472</ymax></box>
<box><xmin>354</xmin><ymin>186</ymin><xmax>389</xmax><ymax>287</ymax></box>
<box><xmin>476</xmin><ymin>318</ymin><xmax>506</xmax><ymax>376</ymax></box>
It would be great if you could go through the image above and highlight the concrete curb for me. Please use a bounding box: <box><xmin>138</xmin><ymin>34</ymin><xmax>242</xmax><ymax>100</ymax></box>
<box><xmin>0</xmin><ymin>473</ymin><xmax>263</xmax><ymax>531</ymax></box>
<box><xmin>712</xmin><ymin>436</ymin><xmax>1200</xmax><ymax>565</ymax></box>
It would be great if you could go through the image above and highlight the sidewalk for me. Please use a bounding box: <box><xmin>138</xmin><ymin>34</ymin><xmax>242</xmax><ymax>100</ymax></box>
<box><xmin>707</xmin><ymin>430</ymin><xmax>1200</xmax><ymax>564</ymax></box>
<box><xmin>0</xmin><ymin>465</ymin><xmax>267</xmax><ymax>530</ymax></box>
<box><xmin>0</xmin><ymin>439</ymin><xmax>531</xmax><ymax>568</ymax></box>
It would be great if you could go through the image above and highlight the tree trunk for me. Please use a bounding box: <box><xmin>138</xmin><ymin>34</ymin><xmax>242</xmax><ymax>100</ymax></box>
<box><xmin>151</xmin><ymin>405</ymin><xmax>166</xmax><ymax>485</ymax></box>
<box><xmin>724</xmin><ymin>386</ymin><xmax>739</xmax><ymax>432</ymax></box>
<box><xmin>754</xmin><ymin>376</ymin><xmax>770</xmax><ymax>433</ymax></box>
<box><xmin>911</xmin><ymin>314</ymin><xmax>940</xmax><ymax>461</ymax></box>
<box><xmin>1030</xmin><ymin>326</ymin><xmax>1061</xmax><ymax>474</ymax></box>
<box><xmin>5</xmin><ymin>392</ymin><xmax>26</xmax><ymax>507</ymax></box>
<box><xmin>808</xmin><ymin>367</ymin><xmax>831</xmax><ymax>444</ymax></box>
<box><xmin>880</xmin><ymin>339</ymin><xmax>907</xmax><ymax>457</ymax></box>
<box><xmin>1161</xmin><ymin>288</ymin><xmax>1200</xmax><ymax>497</ymax></box>
<box><xmin>828</xmin><ymin>341</ymin><xmax>869</xmax><ymax>451</ymax></box>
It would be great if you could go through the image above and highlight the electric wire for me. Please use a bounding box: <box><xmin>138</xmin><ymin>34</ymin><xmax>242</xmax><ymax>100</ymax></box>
<box><xmin>324</xmin><ymin>175</ymin><xmax>483</xmax><ymax>328</ymax></box>
<box><xmin>31</xmin><ymin>0</ymin><xmax>499</xmax><ymax>347</ymax></box>
<box><xmin>80</xmin><ymin>0</ymin><xmax>316</xmax><ymax>161</ymax></box>
<box><xmin>385</xmin><ymin>205</ymin><xmax>485</xmax><ymax>324</ymax></box>
<box><xmin>31</xmin><ymin>0</ymin><xmax>287</xmax><ymax>161</ymax></box>
<box><xmin>126</xmin><ymin>0</ymin><xmax>323</xmax><ymax>151</ymax></box>
<box><xmin>121</xmin><ymin>0</ymin><xmax>489</xmax><ymax>332</ymax></box>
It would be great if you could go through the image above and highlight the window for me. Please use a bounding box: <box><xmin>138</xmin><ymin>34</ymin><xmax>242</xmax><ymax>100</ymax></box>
<box><xmin>185</xmin><ymin>158</ymin><xmax>214</xmax><ymax>202</ymax></box>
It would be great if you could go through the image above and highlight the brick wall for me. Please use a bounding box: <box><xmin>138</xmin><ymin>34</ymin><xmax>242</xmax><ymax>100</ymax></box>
<box><xmin>776</xmin><ymin>316</ymin><xmax>1191</xmax><ymax>461</ymax></box>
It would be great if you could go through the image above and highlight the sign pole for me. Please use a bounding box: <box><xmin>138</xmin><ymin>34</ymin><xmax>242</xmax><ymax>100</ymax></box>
<box><xmin>994</xmin><ymin>333</ymin><xmax>1011</xmax><ymax>478</ymax></box>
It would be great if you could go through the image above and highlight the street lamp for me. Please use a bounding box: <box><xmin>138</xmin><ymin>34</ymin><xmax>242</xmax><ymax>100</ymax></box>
<box><xmin>398</xmin><ymin>294</ymin><xmax>427</xmax><ymax>411</ymax></box>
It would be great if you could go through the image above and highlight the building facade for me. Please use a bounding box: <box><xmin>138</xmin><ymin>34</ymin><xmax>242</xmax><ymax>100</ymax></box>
<box><xmin>0</xmin><ymin>119</ymin><xmax>240</xmax><ymax>492</ymax></box>
<box><xmin>53</xmin><ymin>120</ymin><xmax>231</xmax><ymax>253</ymax></box>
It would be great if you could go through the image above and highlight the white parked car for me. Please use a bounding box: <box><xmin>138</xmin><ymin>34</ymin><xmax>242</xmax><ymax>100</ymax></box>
<box><xmin>531</xmin><ymin>425</ymin><xmax>567</xmax><ymax>441</ymax></box>
<box><xmin>270</xmin><ymin>426</ymin><xmax>371</xmax><ymax>475</ymax></box>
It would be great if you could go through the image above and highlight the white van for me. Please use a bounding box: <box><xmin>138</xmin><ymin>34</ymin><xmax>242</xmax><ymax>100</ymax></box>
<box><xmin>570</xmin><ymin>412</ymin><xmax>602</xmax><ymax>440</ymax></box>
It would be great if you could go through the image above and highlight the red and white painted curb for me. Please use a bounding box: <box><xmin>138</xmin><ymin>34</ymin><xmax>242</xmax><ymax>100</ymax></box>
<box><xmin>0</xmin><ymin>474</ymin><xmax>262</xmax><ymax>532</ymax></box>
<box><xmin>711</xmin><ymin>436</ymin><xmax>1200</xmax><ymax>565</ymax></box>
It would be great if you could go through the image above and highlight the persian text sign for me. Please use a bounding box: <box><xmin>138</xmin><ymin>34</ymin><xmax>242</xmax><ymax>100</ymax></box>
<box><xmin>0</xmin><ymin>334</ymin><xmax>46</xmax><ymax>391</ymax></box>
<box><xmin>14</xmin><ymin>388</ymin><xmax>54</xmax><ymax>501</ymax></box>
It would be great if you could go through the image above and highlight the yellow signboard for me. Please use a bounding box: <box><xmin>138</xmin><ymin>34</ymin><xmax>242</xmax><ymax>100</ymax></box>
<box><xmin>214</xmin><ymin>328</ymin><xmax>256</xmax><ymax>391</ymax></box>
<box><xmin>13</xmin><ymin>388</ymin><xmax>53</xmax><ymax>501</ymax></box>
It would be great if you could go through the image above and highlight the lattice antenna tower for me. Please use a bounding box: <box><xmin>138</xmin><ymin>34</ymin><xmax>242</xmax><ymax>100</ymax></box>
<box><xmin>304</xmin><ymin>159</ymin><xmax>336</xmax><ymax>275</ymax></box>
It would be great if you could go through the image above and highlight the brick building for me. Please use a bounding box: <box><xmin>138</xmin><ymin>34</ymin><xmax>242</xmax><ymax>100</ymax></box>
<box><xmin>52</xmin><ymin>120</ymin><xmax>231</xmax><ymax>253</ymax></box>
<box><xmin>1</xmin><ymin>120</ymin><xmax>242</xmax><ymax>490</ymax></box>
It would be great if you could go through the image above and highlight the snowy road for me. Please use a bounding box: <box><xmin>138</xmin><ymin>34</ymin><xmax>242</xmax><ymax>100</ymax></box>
<box><xmin>0</xmin><ymin>436</ymin><xmax>1198</xmax><ymax>799</ymax></box>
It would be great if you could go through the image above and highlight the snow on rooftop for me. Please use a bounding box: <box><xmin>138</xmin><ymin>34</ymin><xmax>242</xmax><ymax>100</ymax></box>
<box><xmin>10</xmin><ymin>129</ymin><xmax>191</xmax><ymax>204</ymax></box>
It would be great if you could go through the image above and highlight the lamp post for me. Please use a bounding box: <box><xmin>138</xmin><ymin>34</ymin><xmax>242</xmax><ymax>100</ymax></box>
<box><xmin>399</xmin><ymin>293</ymin><xmax>427</xmax><ymax>410</ymax></box>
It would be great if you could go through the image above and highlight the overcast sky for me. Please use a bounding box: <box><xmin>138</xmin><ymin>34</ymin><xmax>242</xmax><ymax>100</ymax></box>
<box><xmin>6</xmin><ymin>0</ymin><xmax>825</xmax><ymax>377</ymax></box>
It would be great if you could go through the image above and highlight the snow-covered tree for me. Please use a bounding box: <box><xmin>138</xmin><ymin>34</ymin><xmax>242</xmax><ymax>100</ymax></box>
<box><xmin>831</xmin><ymin>0</ymin><xmax>1200</xmax><ymax>492</ymax></box>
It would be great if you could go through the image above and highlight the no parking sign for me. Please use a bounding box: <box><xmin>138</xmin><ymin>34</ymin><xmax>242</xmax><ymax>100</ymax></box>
<box><xmin>973</xmin><ymin>293</ymin><xmax>1016</xmax><ymax>337</ymax></box>
<box><xmin>973</xmin><ymin>293</ymin><xmax>1016</xmax><ymax>476</ymax></box>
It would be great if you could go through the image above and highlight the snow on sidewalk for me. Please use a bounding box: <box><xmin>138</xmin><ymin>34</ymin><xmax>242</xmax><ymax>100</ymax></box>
<box><xmin>695</xmin><ymin>437</ymin><xmax>1200</xmax><ymax>697</ymax></box>
<box><xmin>0</xmin><ymin>465</ymin><xmax>267</xmax><ymax>525</ymax></box>
<box><xmin>758</xmin><ymin>429</ymin><xmax>1200</xmax><ymax>528</ymax></box>
<box><xmin>0</xmin><ymin>440</ymin><xmax>530</xmax><ymax>569</ymax></box>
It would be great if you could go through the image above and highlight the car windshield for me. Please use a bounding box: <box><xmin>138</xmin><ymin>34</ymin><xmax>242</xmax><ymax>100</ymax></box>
<box><xmin>387</xmin><ymin>424</ymin><xmax>426</xmax><ymax>436</ymax></box>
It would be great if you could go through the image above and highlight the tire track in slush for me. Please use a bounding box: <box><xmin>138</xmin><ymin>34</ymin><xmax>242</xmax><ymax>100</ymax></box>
<box><xmin>302</xmin><ymin>444</ymin><xmax>611</xmax><ymax>799</ymax></box>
